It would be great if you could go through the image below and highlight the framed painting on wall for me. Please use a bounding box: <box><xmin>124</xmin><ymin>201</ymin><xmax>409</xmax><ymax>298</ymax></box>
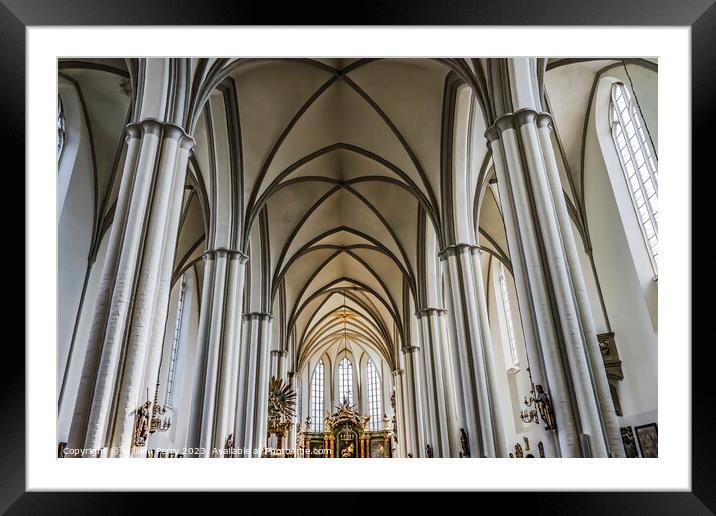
<box><xmin>620</xmin><ymin>426</ymin><xmax>639</xmax><ymax>458</ymax></box>
<box><xmin>635</xmin><ymin>423</ymin><xmax>659</xmax><ymax>458</ymax></box>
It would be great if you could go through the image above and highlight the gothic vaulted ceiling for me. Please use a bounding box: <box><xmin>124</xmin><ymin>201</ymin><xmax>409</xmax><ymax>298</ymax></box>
<box><xmin>59</xmin><ymin>57</ymin><xmax>653</xmax><ymax>374</ymax></box>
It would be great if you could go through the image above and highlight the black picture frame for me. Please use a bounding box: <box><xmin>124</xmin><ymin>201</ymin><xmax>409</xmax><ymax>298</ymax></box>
<box><xmin>8</xmin><ymin>0</ymin><xmax>712</xmax><ymax>511</ymax></box>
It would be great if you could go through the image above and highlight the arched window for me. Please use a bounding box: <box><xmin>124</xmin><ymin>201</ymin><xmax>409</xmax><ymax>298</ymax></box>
<box><xmin>610</xmin><ymin>82</ymin><xmax>659</xmax><ymax>272</ymax></box>
<box><xmin>311</xmin><ymin>361</ymin><xmax>324</xmax><ymax>431</ymax></box>
<box><xmin>57</xmin><ymin>97</ymin><xmax>65</xmax><ymax>162</ymax></box>
<box><xmin>338</xmin><ymin>357</ymin><xmax>353</xmax><ymax>405</ymax></box>
<box><xmin>165</xmin><ymin>276</ymin><xmax>186</xmax><ymax>406</ymax></box>
<box><xmin>366</xmin><ymin>359</ymin><xmax>382</xmax><ymax>430</ymax></box>
<box><xmin>498</xmin><ymin>262</ymin><xmax>519</xmax><ymax>371</ymax></box>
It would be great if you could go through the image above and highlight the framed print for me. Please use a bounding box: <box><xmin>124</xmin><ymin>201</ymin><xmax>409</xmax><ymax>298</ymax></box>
<box><xmin>9</xmin><ymin>0</ymin><xmax>713</xmax><ymax>512</ymax></box>
<box><xmin>370</xmin><ymin>438</ymin><xmax>388</xmax><ymax>458</ymax></box>
<box><xmin>635</xmin><ymin>423</ymin><xmax>659</xmax><ymax>458</ymax></box>
<box><xmin>620</xmin><ymin>426</ymin><xmax>639</xmax><ymax>458</ymax></box>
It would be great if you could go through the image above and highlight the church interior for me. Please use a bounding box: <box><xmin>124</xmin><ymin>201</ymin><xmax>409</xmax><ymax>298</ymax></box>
<box><xmin>57</xmin><ymin>57</ymin><xmax>658</xmax><ymax>459</ymax></box>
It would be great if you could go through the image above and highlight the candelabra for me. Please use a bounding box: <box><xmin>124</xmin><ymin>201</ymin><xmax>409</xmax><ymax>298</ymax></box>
<box><xmin>150</xmin><ymin>382</ymin><xmax>172</xmax><ymax>434</ymax></box>
<box><xmin>519</xmin><ymin>368</ymin><xmax>557</xmax><ymax>431</ymax></box>
<box><xmin>520</xmin><ymin>389</ymin><xmax>539</xmax><ymax>425</ymax></box>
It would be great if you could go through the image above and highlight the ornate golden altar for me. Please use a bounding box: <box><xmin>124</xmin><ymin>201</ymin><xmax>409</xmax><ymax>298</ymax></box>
<box><xmin>301</xmin><ymin>400</ymin><xmax>392</xmax><ymax>458</ymax></box>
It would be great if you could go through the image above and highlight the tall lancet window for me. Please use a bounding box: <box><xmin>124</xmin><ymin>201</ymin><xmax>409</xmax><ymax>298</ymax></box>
<box><xmin>498</xmin><ymin>263</ymin><xmax>519</xmax><ymax>371</ymax></box>
<box><xmin>367</xmin><ymin>359</ymin><xmax>382</xmax><ymax>430</ymax></box>
<box><xmin>311</xmin><ymin>360</ymin><xmax>324</xmax><ymax>431</ymax></box>
<box><xmin>338</xmin><ymin>357</ymin><xmax>353</xmax><ymax>405</ymax></box>
<box><xmin>610</xmin><ymin>82</ymin><xmax>659</xmax><ymax>272</ymax></box>
<box><xmin>165</xmin><ymin>276</ymin><xmax>186</xmax><ymax>406</ymax></box>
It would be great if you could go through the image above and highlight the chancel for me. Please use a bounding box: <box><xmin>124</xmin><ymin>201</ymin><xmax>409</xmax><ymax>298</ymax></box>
<box><xmin>57</xmin><ymin>58</ymin><xmax>658</xmax><ymax>459</ymax></box>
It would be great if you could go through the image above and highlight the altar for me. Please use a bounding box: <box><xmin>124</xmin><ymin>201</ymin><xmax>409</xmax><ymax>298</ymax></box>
<box><xmin>302</xmin><ymin>400</ymin><xmax>392</xmax><ymax>458</ymax></box>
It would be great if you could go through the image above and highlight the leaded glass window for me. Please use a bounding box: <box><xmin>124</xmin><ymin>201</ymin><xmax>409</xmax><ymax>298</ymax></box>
<box><xmin>610</xmin><ymin>82</ymin><xmax>659</xmax><ymax>272</ymax></box>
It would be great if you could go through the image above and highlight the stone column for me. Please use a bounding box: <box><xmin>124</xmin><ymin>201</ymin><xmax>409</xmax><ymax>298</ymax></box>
<box><xmin>270</xmin><ymin>349</ymin><xmax>288</xmax><ymax>380</ymax></box>
<box><xmin>67</xmin><ymin>120</ymin><xmax>193</xmax><ymax>457</ymax></box>
<box><xmin>233</xmin><ymin>312</ymin><xmax>273</xmax><ymax>457</ymax></box>
<box><xmin>141</xmin><ymin>139</ymin><xmax>192</xmax><ymax>406</ymax></box>
<box><xmin>402</xmin><ymin>346</ymin><xmax>425</xmax><ymax>457</ymax></box>
<box><xmin>440</xmin><ymin>244</ymin><xmax>504</xmax><ymax>457</ymax></box>
<box><xmin>188</xmin><ymin>249</ymin><xmax>247</xmax><ymax>457</ymax></box>
<box><xmin>481</xmin><ymin>58</ymin><xmax>621</xmax><ymax>457</ymax></box>
<box><xmin>415</xmin><ymin>308</ymin><xmax>454</xmax><ymax>457</ymax></box>
<box><xmin>536</xmin><ymin>113</ymin><xmax>623</xmax><ymax>457</ymax></box>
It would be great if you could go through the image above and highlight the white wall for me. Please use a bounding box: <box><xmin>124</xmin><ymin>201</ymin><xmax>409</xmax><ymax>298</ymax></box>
<box><xmin>581</xmin><ymin>75</ymin><xmax>658</xmax><ymax>429</ymax></box>
<box><xmin>483</xmin><ymin>254</ymin><xmax>542</xmax><ymax>457</ymax></box>
<box><xmin>57</xmin><ymin>83</ymin><xmax>95</xmax><ymax>399</ymax></box>
<box><xmin>148</xmin><ymin>272</ymin><xmax>200</xmax><ymax>452</ymax></box>
<box><xmin>57</xmin><ymin>229</ymin><xmax>109</xmax><ymax>443</ymax></box>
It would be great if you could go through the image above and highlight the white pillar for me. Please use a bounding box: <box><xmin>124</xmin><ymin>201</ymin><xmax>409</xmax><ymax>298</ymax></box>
<box><xmin>234</xmin><ymin>312</ymin><xmax>273</xmax><ymax>457</ymax></box>
<box><xmin>189</xmin><ymin>249</ymin><xmax>247</xmax><ymax>457</ymax></box>
<box><xmin>487</xmin><ymin>122</ymin><xmax>568</xmax><ymax>458</ymax></box>
<box><xmin>416</xmin><ymin>308</ymin><xmax>453</xmax><ymax>457</ymax></box>
<box><xmin>536</xmin><ymin>114</ymin><xmax>623</xmax><ymax>456</ymax></box>
<box><xmin>441</xmin><ymin>244</ymin><xmax>502</xmax><ymax>457</ymax></box>
<box><xmin>112</xmin><ymin>124</ymin><xmax>194</xmax><ymax>456</ymax></box>
<box><xmin>68</xmin><ymin>120</ymin><xmax>193</xmax><ymax>457</ymax></box>
<box><xmin>187</xmin><ymin>252</ymin><xmax>215</xmax><ymax>453</ymax></box>
<box><xmin>469</xmin><ymin>247</ymin><xmax>507</xmax><ymax>457</ymax></box>
<box><xmin>481</xmin><ymin>60</ymin><xmax>620</xmax><ymax>456</ymax></box>
<box><xmin>403</xmin><ymin>346</ymin><xmax>425</xmax><ymax>457</ymax></box>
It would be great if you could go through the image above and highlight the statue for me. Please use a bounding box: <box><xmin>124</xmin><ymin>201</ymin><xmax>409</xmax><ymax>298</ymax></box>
<box><xmin>535</xmin><ymin>385</ymin><xmax>557</xmax><ymax>431</ymax></box>
<box><xmin>382</xmin><ymin>414</ymin><xmax>390</xmax><ymax>431</ymax></box>
<box><xmin>426</xmin><ymin>444</ymin><xmax>433</xmax><ymax>458</ymax></box>
<box><xmin>361</xmin><ymin>415</ymin><xmax>371</xmax><ymax>431</ymax></box>
<box><xmin>341</xmin><ymin>442</ymin><xmax>355</xmax><ymax>458</ymax></box>
<box><xmin>133</xmin><ymin>401</ymin><xmax>151</xmax><ymax>447</ymax></box>
<box><xmin>224</xmin><ymin>433</ymin><xmax>234</xmax><ymax>457</ymax></box>
<box><xmin>538</xmin><ymin>441</ymin><xmax>545</xmax><ymax>458</ymax></box>
<box><xmin>514</xmin><ymin>443</ymin><xmax>524</xmax><ymax>458</ymax></box>
<box><xmin>304</xmin><ymin>416</ymin><xmax>312</xmax><ymax>432</ymax></box>
<box><xmin>459</xmin><ymin>428</ymin><xmax>470</xmax><ymax>458</ymax></box>
<box><xmin>523</xmin><ymin>436</ymin><xmax>530</xmax><ymax>451</ymax></box>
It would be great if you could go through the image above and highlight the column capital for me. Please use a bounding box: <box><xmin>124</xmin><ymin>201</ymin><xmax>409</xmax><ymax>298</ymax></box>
<box><xmin>402</xmin><ymin>345</ymin><xmax>420</xmax><ymax>354</ymax></box>
<box><xmin>204</xmin><ymin>248</ymin><xmax>249</xmax><ymax>263</ymax></box>
<box><xmin>415</xmin><ymin>307</ymin><xmax>447</xmax><ymax>318</ymax></box>
<box><xmin>125</xmin><ymin>118</ymin><xmax>195</xmax><ymax>149</ymax></box>
<box><xmin>484</xmin><ymin>109</ymin><xmax>553</xmax><ymax>143</ymax></box>
<box><xmin>271</xmin><ymin>349</ymin><xmax>288</xmax><ymax>357</ymax></box>
<box><xmin>392</xmin><ymin>369</ymin><xmax>405</xmax><ymax>377</ymax></box>
<box><xmin>438</xmin><ymin>243</ymin><xmax>479</xmax><ymax>261</ymax></box>
<box><xmin>242</xmin><ymin>312</ymin><xmax>273</xmax><ymax>322</ymax></box>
